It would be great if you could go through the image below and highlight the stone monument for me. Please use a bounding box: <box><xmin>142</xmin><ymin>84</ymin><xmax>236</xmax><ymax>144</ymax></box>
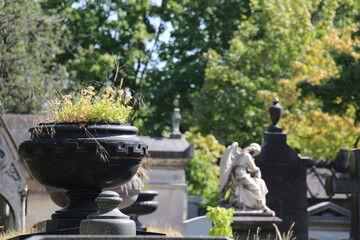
<box><xmin>255</xmin><ymin>98</ymin><xmax>308</xmax><ymax>240</ymax></box>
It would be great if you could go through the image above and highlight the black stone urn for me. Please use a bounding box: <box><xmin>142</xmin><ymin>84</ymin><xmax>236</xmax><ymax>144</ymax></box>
<box><xmin>122</xmin><ymin>190</ymin><xmax>158</xmax><ymax>231</ymax></box>
<box><xmin>19</xmin><ymin>124</ymin><xmax>148</xmax><ymax>231</ymax></box>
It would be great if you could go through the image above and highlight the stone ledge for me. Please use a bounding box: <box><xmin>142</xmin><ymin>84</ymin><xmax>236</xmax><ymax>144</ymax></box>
<box><xmin>26</xmin><ymin>236</ymin><xmax>232</xmax><ymax>240</ymax></box>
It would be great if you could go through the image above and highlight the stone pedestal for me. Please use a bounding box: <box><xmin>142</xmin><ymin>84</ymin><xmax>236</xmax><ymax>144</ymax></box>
<box><xmin>80</xmin><ymin>191</ymin><xmax>136</xmax><ymax>235</ymax></box>
<box><xmin>232</xmin><ymin>213</ymin><xmax>282</xmax><ymax>240</ymax></box>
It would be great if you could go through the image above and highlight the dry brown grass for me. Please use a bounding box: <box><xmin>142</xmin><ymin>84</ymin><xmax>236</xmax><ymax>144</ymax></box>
<box><xmin>147</xmin><ymin>224</ymin><xmax>183</xmax><ymax>236</ymax></box>
<box><xmin>0</xmin><ymin>230</ymin><xmax>21</xmax><ymax>240</ymax></box>
<box><xmin>273</xmin><ymin>223</ymin><xmax>295</xmax><ymax>240</ymax></box>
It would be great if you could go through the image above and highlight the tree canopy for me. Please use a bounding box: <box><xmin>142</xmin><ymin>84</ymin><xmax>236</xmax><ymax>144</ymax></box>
<box><xmin>2</xmin><ymin>0</ymin><xmax>360</xmax><ymax>160</ymax></box>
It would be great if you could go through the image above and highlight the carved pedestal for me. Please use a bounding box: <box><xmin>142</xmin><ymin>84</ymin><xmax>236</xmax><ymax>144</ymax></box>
<box><xmin>232</xmin><ymin>212</ymin><xmax>282</xmax><ymax>240</ymax></box>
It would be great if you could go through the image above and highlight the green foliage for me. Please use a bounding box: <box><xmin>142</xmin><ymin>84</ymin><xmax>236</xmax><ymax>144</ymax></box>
<box><xmin>193</xmin><ymin>0</ymin><xmax>320</xmax><ymax>145</ymax></box>
<box><xmin>45</xmin><ymin>86</ymin><xmax>133</xmax><ymax>124</ymax></box>
<box><xmin>283</xmin><ymin>109</ymin><xmax>360</xmax><ymax>159</ymax></box>
<box><xmin>184</xmin><ymin>130</ymin><xmax>225</xmax><ymax>207</ymax></box>
<box><xmin>0</xmin><ymin>0</ymin><xmax>67</xmax><ymax>113</ymax></box>
<box><xmin>278</xmin><ymin>1</ymin><xmax>360</xmax><ymax>159</ymax></box>
<box><xmin>299</xmin><ymin>52</ymin><xmax>360</xmax><ymax>123</ymax></box>
<box><xmin>206</xmin><ymin>206</ymin><xmax>234</xmax><ymax>238</ymax></box>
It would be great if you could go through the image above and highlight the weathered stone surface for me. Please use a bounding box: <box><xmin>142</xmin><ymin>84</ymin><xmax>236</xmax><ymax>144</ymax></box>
<box><xmin>0</xmin><ymin>114</ymin><xmax>28</xmax><ymax>231</ymax></box>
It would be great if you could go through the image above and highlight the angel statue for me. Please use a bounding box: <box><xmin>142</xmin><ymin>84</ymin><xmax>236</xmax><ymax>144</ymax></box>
<box><xmin>219</xmin><ymin>142</ymin><xmax>274</xmax><ymax>215</ymax></box>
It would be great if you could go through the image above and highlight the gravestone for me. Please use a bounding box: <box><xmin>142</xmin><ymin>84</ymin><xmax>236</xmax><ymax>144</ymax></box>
<box><xmin>0</xmin><ymin>107</ymin><xmax>28</xmax><ymax>232</ymax></box>
<box><xmin>255</xmin><ymin>98</ymin><xmax>308</xmax><ymax>240</ymax></box>
<box><xmin>183</xmin><ymin>216</ymin><xmax>212</xmax><ymax>236</ymax></box>
<box><xmin>325</xmin><ymin>149</ymin><xmax>360</xmax><ymax>240</ymax></box>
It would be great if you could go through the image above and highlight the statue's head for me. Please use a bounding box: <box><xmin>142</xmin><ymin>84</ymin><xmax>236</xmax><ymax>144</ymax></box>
<box><xmin>246</xmin><ymin>143</ymin><xmax>261</xmax><ymax>157</ymax></box>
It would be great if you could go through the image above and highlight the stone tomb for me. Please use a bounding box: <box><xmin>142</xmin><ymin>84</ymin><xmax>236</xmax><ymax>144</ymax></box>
<box><xmin>255</xmin><ymin>99</ymin><xmax>308</xmax><ymax>240</ymax></box>
<box><xmin>138</xmin><ymin>109</ymin><xmax>193</xmax><ymax>230</ymax></box>
<box><xmin>308</xmin><ymin>201</ymin><xmax>350</xmax><ymax>240</ymax></box>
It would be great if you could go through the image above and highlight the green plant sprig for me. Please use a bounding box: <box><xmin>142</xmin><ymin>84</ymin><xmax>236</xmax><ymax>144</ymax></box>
<box><xmin>206</xmin><ymin>206</ymin><xmax>234</xmax><ymax>238</ymax></box>
<box><xmin>45</xmin><ymin>86</ymin><xmax>133</xmax><ymax>124</ymax></box>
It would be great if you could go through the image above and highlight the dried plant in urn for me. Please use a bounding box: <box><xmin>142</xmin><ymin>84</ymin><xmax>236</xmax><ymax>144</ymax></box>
<box><xmin>19</xmin><ymin>84</ymin><xmax>149</xmax><ymax>232</ymax></box>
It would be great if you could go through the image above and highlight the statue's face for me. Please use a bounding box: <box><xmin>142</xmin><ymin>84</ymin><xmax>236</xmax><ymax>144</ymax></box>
<box><xmin>252</xmin><ymin>150</ymin><xmax>261</xmax><ymax>157</ymax></box>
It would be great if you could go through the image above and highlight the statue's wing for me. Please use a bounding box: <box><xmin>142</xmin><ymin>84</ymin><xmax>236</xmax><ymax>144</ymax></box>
<box><xmin>219</xmin><ymin>142</ymin><xmax>238</xmax><ymax>197</ymax></box>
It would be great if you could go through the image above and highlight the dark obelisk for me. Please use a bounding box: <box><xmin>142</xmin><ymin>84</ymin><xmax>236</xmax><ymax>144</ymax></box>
<box><xmin>255</xmin><ymin>98</ymin><xmax>308</xmax><ymax>240</ymax></box>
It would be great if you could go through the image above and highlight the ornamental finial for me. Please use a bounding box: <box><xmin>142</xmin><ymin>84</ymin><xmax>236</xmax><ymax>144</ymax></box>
<box><xmin>268</xmin><ymin>98</ymin><xmax>283</xmax><ymax>132</ymax></box>
<box><xmin>170</xmin><ymin>108</ymin><xmax>182</xmax><ymax>138</ymax></box>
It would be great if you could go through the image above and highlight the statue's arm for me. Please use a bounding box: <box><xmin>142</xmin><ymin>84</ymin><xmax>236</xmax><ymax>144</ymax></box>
<box><xmin>244</xmin><ymin>153</ymin><xmax>260</xmax><ymax>174</ymax></box>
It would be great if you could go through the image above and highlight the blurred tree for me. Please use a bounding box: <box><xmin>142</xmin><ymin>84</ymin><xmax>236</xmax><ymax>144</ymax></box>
<box><xmin>40</xmin><ymin>0</ymin><xmax>161</xmax><ymax>92</ymax></box>
<box><xmin>4</xmin><ymin>0</ymin><xmax>359</xmax><ymax>160</ymax></box>
<box><xmin>137</xmin><ymin>0</ymin><xmax>252</xmax><ymax>135</ymax></box>
<box><xmin>282</xmin><ymin>22</ymin><xmax>360</xmax><ymax>159</ymax></box>
<box><xmin>0</xmin><ymin>0</ymin><xmax>67</xmax><ymax>113</ymax></box>
<box><xmin>298</xmin><ymin>36</ymin><xmax>360</xmax><ymax>123</ymax></box>
<box><xmin>194</xmin><ymin>0</ymin><xmax>316</xmax><ymax>144</ymax></box>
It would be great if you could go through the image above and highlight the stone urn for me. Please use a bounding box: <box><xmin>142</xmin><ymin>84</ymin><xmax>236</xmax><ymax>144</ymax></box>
<box><xmin>47</xmin><ymin>175</ymin><xmax>144</xmax><ymax>210</ymax></box>
<box><xmin>122</xmin><ymin>190</ymin><xmax>158</xmax><ymax>231</ymax></box>
<box><xmin>19</xmin><ymin>124</ymin><xmax>148</xmax><ymax>231</ymax></box>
